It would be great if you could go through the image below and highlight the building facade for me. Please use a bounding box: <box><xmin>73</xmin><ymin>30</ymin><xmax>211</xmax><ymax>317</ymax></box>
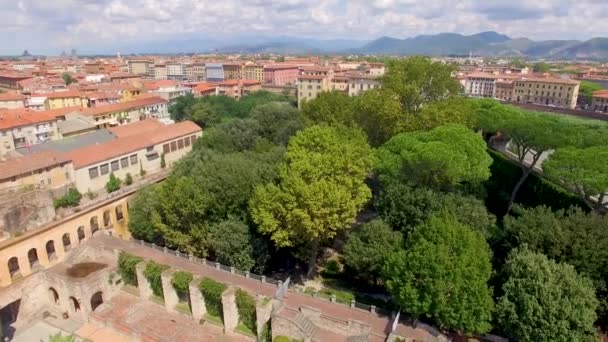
<box><xmin>264</xmin><ymin>66</ymin><xmax>299</xmax><ymax>86</ymax></box>
<box><xmin>0</xmin><ymin>109</ymin><xmax>60</xmax><ymax>156</ymax></box>
<box><xmin>592</xmin><ymin>90</ymin><xmax>608</xmax><ymax>113</ymax></box>
<box><xmin>512</xmin><ymin>77</ymin><xmax>580</xmax><ymax>109</ymax></box>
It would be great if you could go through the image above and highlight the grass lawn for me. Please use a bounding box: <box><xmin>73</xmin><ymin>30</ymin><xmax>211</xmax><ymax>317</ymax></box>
<box><xmin>175</xmin><ymin>302</ymin><xmax>191</xmax><ymax>314</ymax></box>
<box><xmin>236</xmin><ymin>322</ymin><xmax>256</xmax><ymax>337</ymax></box>
<box><xmin>150</xmin><ymin>295</ymin><xmax>164</xmax><ymax>305</ymax></box>
<box><xmin>202</xmin><ymin>313</ymin><xmax>223</xmax><ymax>326</ymax></box>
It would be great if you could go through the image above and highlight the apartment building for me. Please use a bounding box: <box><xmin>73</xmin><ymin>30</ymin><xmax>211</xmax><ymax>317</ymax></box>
<box><xmin>223</xmin><ymin>63</ymin><xmax>243</xmax><ymax>80</ymax></box>
<box><xmin>347</xmin><ymin>75</ymin><xmax>381</xmax><ymax>96</ymax></box>
<box><xmin>0</xmin><ymin>73</ymin><xmax>33</xmax><ymax>89</ymax></box>
<box><xmin>0</xmin><ymin>93</ymin><xmax>26</xmax><ymax>109</ymax></box>
<box><xmin>0</xmin><ymin>109</ymin><xmax>60</xmax><ymax>156</ymax></box>
<box><xmin>464</xmin><ymin>73</ymin><xmax>498</xmax><ymax>98</ymax></box>
<box><xmin>44</xmin><ymin>90</ymin><xmax>86</xmax><ymax>110</ymax></box>
<box><xmin>80</xmin><ymin>96</ymin><xmax>169</xmax><ymax>128</ymax></box>
<box><xmin>154</xmin><ymin>64</ymin><xmax>168</xmax><ymax>80</ymax></box>
<box><xmin>192</xmin><ymin>63</ymin><xmax>206</xmax><ymax>81</ymax></box>
<box><xmin>264</xmin><ymin>65</ymin><xmax>299</xmax><ymax>86</ymax></box>
<box><xmin>154</xmin><ymin>86</ymin><xmax>193</xmax><ymax>104</ymax></box>
<box><xmin>206</xmin><ymin>63</ymin><xmax>224</xmax><ymax>82</ymax></box>
<box><xmin>592</xmin><ymin>90</ymin><xmax>608</xmax><ymax>113</ymax></box>
<box><xmin>495</xmin><ymin>80</ymin><xmax>515</xmax><ymax>101</ymax></box>
<box><xmin>0</xmin><ymin>150</ymin><xmax>73</xmax><ymax>190</ymax></box>
<box><xmin>245</xmin><ymin>64</ymin><xmax>264</xmax><ymax>83</ymax></box>
<box><xmin>166</xmin><ymin>63</ymin><xmax>186</xmax><ymax>80</ymax></box>
<box><xmin>298</xmin><ymin>75</ymin><xmax>331</xmax><ymax>107</ymax></box>
<box><xmin>512</xmin><ymin>77</ymin><xmax>580</xmax><ymax>109</ymax></box>
<box><xmin>217</xmin><ymin>80</ymin><xmax>261</xmax><ymax>99</ymax></box>
<box><xmin>127</xmin><ymin>60</ymin><xmax>154</xmax><ymax>78</ymax></box>
<box><xmin>330</xmin><ymin>76</ymin><xmax>349</xmax><ymax>92</ymax></box>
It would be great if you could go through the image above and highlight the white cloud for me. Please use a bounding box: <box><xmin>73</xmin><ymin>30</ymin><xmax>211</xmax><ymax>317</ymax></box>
<box><xmin>0</xmin><ymin>0</ymin><xmax>606</xmax><ymax>54</ymax></box>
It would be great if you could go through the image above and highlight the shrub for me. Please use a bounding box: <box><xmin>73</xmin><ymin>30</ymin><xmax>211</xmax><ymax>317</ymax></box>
<box><xmin>105</xmin><ymin>173</ymin><xmax>122</xmax><ymax>193</ymax></box>
<box><xmin>235</xmin><ymin>289</ymin><xmax>256</xmax><ymax>332</ymax></box>
<box><xmin>273</xmin><ymin>336</ymin><xmax>290</xmax><ymax>342</ymax></box>
<box><xmin>140</xmin><ymin>163</ymin><xmax>146</xmax><ymax>177</ymax></box>
<box><xmin>53</xmin><ymin>188</ymin><xmax>82</xmax><ymax>209</ymax></box>
<box><xmin>86</xmin><ymin>189</ymin><xmax>97</xmax><ymax>200</ymax></box>
<box><xmin>172</xmin><ymin>271</ymin><xmax>193</xmax><ymax>297</ymax></box>
<box><xmin>144</xmin><ymin>261</ymin><xmax>170</xmax><ymax>298</ymax></box>
<box><xmin>125</xmin><ymin>173</ymin><xmax>133</xmax><ymax>186</ymax></box>
<box><xmin>322</xmin><ymin>259</ymin><xmax>341</xmax><ymax>277</ymax></box>
<box><xmin>118</xmin><ymin>252</ymin><xmax>142</xmax><ymax>286</ymax></box>
<box><xmin>199</xmin><ymin>277</ymin><xmax>227</xmax><ymax>318</ymax></box>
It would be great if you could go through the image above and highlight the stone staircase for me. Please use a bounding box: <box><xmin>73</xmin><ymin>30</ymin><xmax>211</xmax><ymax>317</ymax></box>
<box><xmin>347</xmin><ymin>334</ymin><xmax>370</xmax><ymax>342</ymax></box>
<box><xmin>294</xmin><ymin>313</ymin><xmax>319</xmax><ymax>340</ymax></box>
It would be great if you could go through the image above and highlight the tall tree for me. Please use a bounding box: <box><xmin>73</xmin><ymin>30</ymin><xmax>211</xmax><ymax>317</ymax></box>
<box><xmin>532</xmin><ymin>62</ymin><xmax>551</xmax><ymax>73</ymax></box>
<box><xmin>169</xmin><ymin>93</ymin><xmax>196</xmax><ymax>122</ymax></box>
<box><xmin>376</xmin><ymin>124</ymin><xmax>492</xmax><ymax>190</ymax></box>
<box><xmin>62</xmin><ymin>73</ymin><xmax>76</xmax><ymax>85</ymax></box>
<box><xmin>544</xmin><ymin>146</ymin><xmax>608</xmax><ymax>212</ymax></box>
<box><xmin>478</xmin><ymin>106</ymin><xmax>578</xmax><ymax>212</ymax></box>
<box><xmin>300</xmin><ymin>91</ymin><xmax>356</xmax><ymax>127</ymax></box>
<box><xmin>343</xmin><ymin>219</ymin><xmax>403</xmax><ymax>285</ymax></box>
<box><xmin>382</xmin><ymin>214</ymin><xmax>494</xmax><ymax>334</ymax></box>
<box><xmin>496</xmin><ymin>249</ymin><xmax>598</xmax><ymax>342</ymax></box>
<box><xmin>250</xmin><ymin>101</ymin><xmax>304</xmax><ymax>145</ymax></box>
<box><xmin>188</xmin><ymin>101</ymin><xmax>220</xmax><ymax>128</ymax></box>
<box><xmin>250</xmin><ymin>125</ymin><xmax>375</xmax><ymax>276</ymax></box>
<box><xmin>405</xmin><ymin>97</ymin><xmax>481</xmax><ymax>132</ymax></box>
<box><xmin>579</xmin><ymin>81</ymin><xmax>603</xmax><ymax>105</ymax></box>
<box><xmin>354</xmin><ymin>88</ymin><xmax>407</xmax><ymax>146</ymax></box>
<box><xmin>210</xmin><ymin>219</ymin><xmax>270</xmax><ymax>273</ymax></box>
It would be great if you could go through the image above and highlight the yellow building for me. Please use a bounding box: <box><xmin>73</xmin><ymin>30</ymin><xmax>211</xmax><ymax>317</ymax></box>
<box><xmin>223</xmin><ymin>63</ymin><xmax>244</xmax><ymax>80</ymax></box>
<box><xmin>245</xmin><ymin>64</ymin><xmax>264</xmax><ymax>83</ymax></box>
<box><xmin>512</xmin><ymin>77</ymin><xmax>580</xmax><ymax>109</ymax></box>
<box><xmin>120</xmin><ymin>87</ymin><xmax>144</xmax><ymax>102</ymax></box>
<box><xmin>45</xmin><ymin>91</ymin><xmax>86</xmax><ymax>110</ymax></box>
<box><xmin>0</xmin><ymin>151</ymin><xmax>73</xmax><ymax>190</ymax></box>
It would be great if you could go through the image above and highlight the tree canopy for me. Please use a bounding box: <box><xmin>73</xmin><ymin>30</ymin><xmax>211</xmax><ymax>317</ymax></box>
<box><xmin>383</xmin><ymin>214</ymin><xmax>494</xmax><ymax>334</ymax></box>
<box><xmin>300</xmin><ymin>91</ymin><xmax>356</xmax><ymax>127</ymax></box>
<box><xmin>496</xmin><ymin>249</ymin><xmax>598</xmax><ymax>342</ymax></box>
<box><xmin>376</xmin><ymin>124</ymin><xmax>492</xmax><ymax>190</ymax></box>
<box><xmin>579</xmin><ymin>81</ymin><xmax>603</xmax><ymax>105</ymax></box>
<box><xmin>250</xmin><ymin>125</ymin><xmax>375</xmax><ymax>275</ymax></box>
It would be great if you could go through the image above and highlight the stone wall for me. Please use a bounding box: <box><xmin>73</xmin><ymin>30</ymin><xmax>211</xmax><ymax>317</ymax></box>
<box><xmin>271</xmin><ymin>313</ymin><xmax>310</xmax><ymax>342</ymax></box>
<box><xmin>0</xmin><ymin>188</ymin><xmax>55</xmax><ymax>237</ymax></box>
<box><xmin>221</xmin><ymin>286</ymin><xmax>238</xmax><ymax>334</ymax></box>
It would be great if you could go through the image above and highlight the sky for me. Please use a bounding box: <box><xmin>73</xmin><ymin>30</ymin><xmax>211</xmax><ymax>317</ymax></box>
<box><xmin>1</xmin><ymin>0</ymin><xmax>607</xmax><ymax>55</ymax></box>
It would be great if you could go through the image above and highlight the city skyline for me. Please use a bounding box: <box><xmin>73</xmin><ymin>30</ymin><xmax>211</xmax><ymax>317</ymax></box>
<box><xmin>1</xmin><ymin>0</ymin><xmax>607</xmax><ymax>55</ymax></box>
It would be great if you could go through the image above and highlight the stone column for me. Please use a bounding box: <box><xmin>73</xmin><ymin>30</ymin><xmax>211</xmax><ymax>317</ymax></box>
<box><xmin>255</xmin><ymin>295</ymin><xmax>274</xmax><ymax>338</ymax></box>
<box><xmin>189</xmin><ymin>276</ymin><xmax>207</xmax><ymax>322</ymax></box>
<box><xmin>161</xmin><ymin>269</ymin><xmax>178</xmax><ymax>313</ymax></box>
<box><xmin>0</xmin><ymin>258</ymin><xmax>11</xmax><ymax>287</ymax></box>
<box><xmin>135</xmin><ymin>261</ymin><xmax>152</xmax><ymax>299</ymax></box>
<box><xmin>221</xmin><ymin>287</ymin><xmax>239</xmax><ymax>335</ymax></box>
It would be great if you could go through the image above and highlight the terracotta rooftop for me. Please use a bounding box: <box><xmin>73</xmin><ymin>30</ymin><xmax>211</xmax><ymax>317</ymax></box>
<box><xmin>67</xmin><ymin>120</ymin><xmax>200</xmax><ymax>169</ymax></box>
<box><xmin>0</xmin><ymin>92</ymin><xmax>25</xmax><ymax>102</ymax></box>
<box><xmin>516</xmin><ymin>76</ymin><xmax>580</xmax><ymax>85</ymax></box>
<box><xmin>108</xmin><ymin>118</ymin><xmax>166</xmax><ymax>138</ymax></box>
<box><xmin>593</xmin><ymin>90</ymin><xmax>608</xmax><ymax>99</ymax></box>
<box><xmin>0</xmin><ymin>108</ymin><xmax>57</xmax><ymax>130</ymax></box>
<box><xmin>43</xmin><ymin>90</ymin><xmax>83</xmax><ymax>99</ymax></box>
<box><xmin>80</xmin><ymin>96</ymin><xmax>167</xmax><ymax>117</ymax></box>
<box><xmin>298</xmin><ymin>75</ymin><xmax>325</xmax><ymax>80</ymax></box>
<box><xmin>0</xmin><ymin>150</ymin><xmax>70</xmax><ymax>181</ymax></box>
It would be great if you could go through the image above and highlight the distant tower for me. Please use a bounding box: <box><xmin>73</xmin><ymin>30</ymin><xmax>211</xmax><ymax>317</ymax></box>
<box><xmin>469</xmin><ymin>51</ymin><xmax>473</xmax><ymax>64</ymax></box>
<box><xmin>71</xmin><ymin>49</ymin><xmax>77</xmax><ymax>56</ymax></box>
<box><xmin>117</xmin><ymin>52</ymin><xmax>121</xmax><ymax>59</ymax></box>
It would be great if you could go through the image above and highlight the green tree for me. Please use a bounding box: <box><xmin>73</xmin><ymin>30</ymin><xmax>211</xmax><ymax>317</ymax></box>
<box><xmin>188</xmin><ymin>101</ymin><xmax>220</xmax><ymax>128</ymax></box>
<box><xmin>250</xmin><ymin>101</ymin><xmax>304</xmax><ymax>145</ymax></box>
<box><xmin>382</xmin><ymin>214</ymin><xmax>494</xmax><ymax>334</ymax></box>
<box><xmin>235</xmin><ymin>90</ymin><xmax>292</xmax><ymax>117</ymax></box>
<box><xmin>210</xmin><ymin>219</ymin><xmax>270</xmax><ymax>273</ymax></box>
<box><xmin>478</xmin><ymin>105</ymin><xmax>579</xmax><ymax>212</ymax></box>
<box><xmin>169</xmin><ymin>93</ymin><xmax>196</xmax><ymax>122</ymax></box>
<box><xmin>405</xmin><ymin>97</ymin><xmax>481</xmax><ymax>132</ymax></box>
<box><xmin>544</xmin><ymin>146</ymin><xmax>608</xmax><ymax>212</ymax></box>
<box><xmin>496</xmin><ymin>249</ymin><xmax>598</xmax><ymax>342</ymax></box>
<box><xmin>125</xmin><ymin>172</ymin><xmax>133</xmax><ymax>186</ymax></box>
<box><xmin>376</xmin><ymin>124</ymin><xmax>492</xmax><ymax>190</ymax></box>
<box><xmin>343</xmin><ymin>219</ymin><xmax>402</xmax><ymax>285</ymax></box>
<box><xmin>250</xmin><ymin>125</ymin><xmax>375</xmax><ymax>276</ymax></box>
<box><xmin>354</xmin><ymin>88</ymin><xmax>407</xmax><ymax>146</ymax></box>
<box><xmin>105</xmin><ymin>173</ymin><xmax>121</xmax><ymax>193</ymax></box>
<box><xmin>300</xmin><ymin>91</ymin><xmax>356</xmax><ymax>127</ymax></box>
<box><xmin>579</xmin><ymin>81</ymin><xmax>604</xmax><ymax>105</ymax></box>
<box><xmin>62</xmin><ymin>72</ymin><xmax>76</xmax><ymax>86</ymax></box>
<box><xmin>532</xmin><ymin>62</ymin><xmax>551</xmax><ymax>73</ymax></box>
<box><xmin>128</xmin><ymin>185</ymin><xmax>163</xmax><ymax>242</ymax></box>
<box><xmin>511</xmin><ymin>59</ymin><xmax>527</xmax><ymax>69</ymax></box>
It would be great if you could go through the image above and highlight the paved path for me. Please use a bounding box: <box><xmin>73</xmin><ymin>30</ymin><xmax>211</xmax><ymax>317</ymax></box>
<box><xmin>90</xmin><ymin>235</ymin><xmax>442</xmax><ymax>341</ymax></box>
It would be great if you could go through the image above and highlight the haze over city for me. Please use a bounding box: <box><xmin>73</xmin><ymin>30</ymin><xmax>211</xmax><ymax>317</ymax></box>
<box><xmin>1</xmin><ymin>0</ymin><xmax>608</xmax><ymax>54</ymax></box>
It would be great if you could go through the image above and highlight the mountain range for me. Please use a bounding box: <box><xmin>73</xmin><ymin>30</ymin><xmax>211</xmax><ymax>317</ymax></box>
<box><xmin>203</xmin><ymin>31</ymin><xmax>608</xmax><ymax>60</ymax></box>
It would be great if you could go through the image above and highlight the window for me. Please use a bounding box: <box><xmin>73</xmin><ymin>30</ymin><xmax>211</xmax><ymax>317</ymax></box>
<box><xmin>111</xmin><ymin>160</ymin><xmax>119</xmax><ymax>172</ymax></box>
<box><xmin>170</xmin><ymin>141</ymin><xmax>177</xmax><ymax>152</ymax></box>
<box><xmin>121</xmin><ymin>157</ymin><xmax>129</xmax><ymax>168</ymax></box>
<box><xmin>184</xmin><ymin>137</ymin><xmax>191</xmax><ymax>147</ymax></box>
<box><xmin>163</xmin><ymin>143</ymin><xmax>170</xmax><ymax>154</ymax></box>
<box><xmin>130</xmin><ymin>154</ymin><xmax>138</xmax><ymax>165</ymax></box>
<box><xmin>177</xmin><ymin>139</ymin><xmax>184</xmax><ymax>149</ymax></box>
<box><xmin>100</xmin><ymin>164</ymin><xmax>109</xmax><ymax>175</ymax></box>
<box><xmin>89</xmin><ymin>167</ymin><xmax>99</xmax><ymax>179</ymax></box>
<box><xmin>146</xmin><ymin>146</ymin><xmax>153</xmax><ymax>152</ymax></box>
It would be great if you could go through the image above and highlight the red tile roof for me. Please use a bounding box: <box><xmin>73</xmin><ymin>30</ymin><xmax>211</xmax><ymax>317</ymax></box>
<box><xmin>593</xmin><ymin>90</ymin><xmax>608</xmax><ymax>99</ymax></box>
<box><xmin>43</xmin><ymin>90</ymin><xmax>83</xmax><ymax>99</ymax></box>
<box><xmin>80</xmin><ymin>96</ymin><xmax>167</xmax><ymax>117</ymax></box>
<box><xmin>67</xmin><ymin>120</ymin><xmax>201</xmax><ymax>169</ymax></box>
<box><xmin>0</xmin><ymin>108</ymin><xmax>57</xmax><ymax>130</ymax></box>
<box><xmin>0</xmin><ymin>92</ymin><xmax>25</xmax><ymax>101</ymax></box>
<box><xmin>298</xmin><ymin>75</ymin><xmax>325</xmax><ymax>80</ymax></box>
<box><xmin>108</xmin><ymin>119</ymin><xmax>165</xmax><ymax>138</ymax></box>
<box><xmin>0</xmin><ymin>150</ymin><xmax>71</xmax><ymax>181</ymax></box>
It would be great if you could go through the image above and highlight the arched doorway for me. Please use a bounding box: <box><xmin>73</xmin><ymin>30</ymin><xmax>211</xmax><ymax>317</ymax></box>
<box><xmin>69</xmin><ymin>297</ymin><xmax>80</xmax><ymax>312</ymax></box>
<box><xmin>49</xmin><ymin>287</ymin><xmax>59</xmax><ymax>304</ymax></box>
<box><xmin>90</xmin><ymin>216</ymin><xmax>99</xmax><ymax>234</ymax></box>
<box><xmin>27</xmin><ymin>248</ymin><xmax>39</xmax><ymax>270</ymax></box>
<box><xmin>115</xmin><ymin>205</ymin><xmax>124</xmax><ymax>221</ymax></box>
<box><xmin>62</xmin><ymin>233</ymin><xmax>72</xmax><ymax>251</ymax></box>
<box><xmin>46</xmin><ymin>240</ymin><xmax>56</xmax><ymax>261</ymax></box>
<box><xmin>8</xmin><ymin>257</ymin><xmax>20</xmax><ymax>279</ymax></box>
<box><xmin>77</xmin><ymin>226</ymin><xmax>86</xmax><ymax>242</ymax></box>
<box><xmin>103</xmin><ymin>210</ymin><xmax>111</xmax><ymax>227</ymax></box>
<box><xmin>90</xmin><ymin>291</ymin><xmax>104</xmax><ymax>312</ymax></box>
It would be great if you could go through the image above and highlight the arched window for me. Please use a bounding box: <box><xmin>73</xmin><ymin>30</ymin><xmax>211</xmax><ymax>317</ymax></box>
<box><xmin>90</xmin><ymin>291</ymin><xmax>104</xmax><ymax>312</ymax></box>
<box><xmin>77</xmin><ymin>226</ymin><xmax>85</xmax><ymax>242</ymax></box>
<box><xmin>90</xmin><ymin>216</ymin><xmax>99</xmax><ymax>234</ymax></box>
<box><xmin>62</xmin><ymin>233</ymin><xmax>72</xmax><ymax>251</ymax></box>
<box><xmin>115</xmin><ymin>205</ymin><xmax>124</xmax><ymax>221</ymax></box>
<box><xmin>27</xmin><ymin>248</ymin><xmax>39</xmax><ymax>269</ymax></box>
<box><xmin>49</xmin><ymin>287</ymin><xmax>59</xmax><ymax>304</ymax></box>
<box><xmin>46</xmin><ymin>240</ymin><xmax>56</xmax><ymax>261</ymax></box>
<box><xmin>8</xmin><ymin>257</ymin><xmax>20</xmax><ymax>278</ymax></box>
<box><xmin>103</xmin><ymin>210</ymin><xmax>111</xmax><ymax>227</ymax></box>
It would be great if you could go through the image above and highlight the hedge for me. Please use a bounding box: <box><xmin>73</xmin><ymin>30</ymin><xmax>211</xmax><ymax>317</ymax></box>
<box><xmin>53</xmin><ymin>188</ymin><xmax>82</xmax><ymax>209</ymax></box>
<box><xmin>144</xmin><ymin>261</ymin><xmax>170</xmax><ymax>298</ymax></box>
<box><xmin>118</xmin><ymin>252</ymin><xmax>143</xmax><ymax>286</ymax></box>
<box><xmin>199</xmin><ymin>277</ymin><xmax>227</xmax><ymax>318</ymax></box>
<box><xmin>172</xmin><ymin>271</ymin><xmax>193</xmax><ymax>301</ymax></box>
<box><xmin>235</xmin><ymin>289</ymin><xmax>256</xmax><ymax>333</ymax></box>
<box><xmin>484</xmin><ymin>149</ymin><xmax>587</xmax><ymax>218</ymax></box>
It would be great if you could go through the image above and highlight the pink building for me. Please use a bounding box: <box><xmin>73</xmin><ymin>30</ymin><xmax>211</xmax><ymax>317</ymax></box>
<box><xmin>263</xmin><ymin>65</ymin><xmax>299</xmax><ymax>86</ymax></box>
